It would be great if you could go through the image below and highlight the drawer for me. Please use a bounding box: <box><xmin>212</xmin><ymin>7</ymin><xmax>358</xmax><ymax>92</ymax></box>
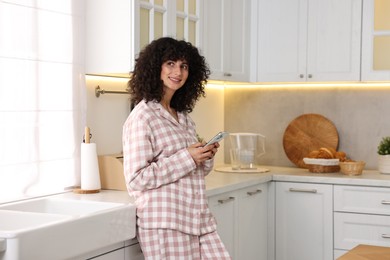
<box><xmin>334</xmin><ymin>185</ymin><xmax>390</xmax><ymax>215</ymax></box>
<box><xmin>334</xmin><ymin>212</ymin><xmax>390</xmax><ymax>250</ymax></box>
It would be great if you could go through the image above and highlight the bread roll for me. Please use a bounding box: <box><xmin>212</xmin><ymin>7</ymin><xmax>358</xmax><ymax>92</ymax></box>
<box><xmin>316</xmin><ymin>147</ymin><xmax>335</xmax><ymax>159</ymax></box>
<box><xmin>307</xmin><ymin>150</ymin><xmax>320</xmax><ymax>158</ymax></box>
<box><xmin>335</xmin><ymin>151</ymin><xmax>347</xmax><ymax>161</ymax></box>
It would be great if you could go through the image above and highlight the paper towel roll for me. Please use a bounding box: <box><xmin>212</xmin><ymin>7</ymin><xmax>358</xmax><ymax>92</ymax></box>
<box><xmin>81</xmin><ymin>143</ymin><xmax>101</xmax><ymax>190</ymax></box>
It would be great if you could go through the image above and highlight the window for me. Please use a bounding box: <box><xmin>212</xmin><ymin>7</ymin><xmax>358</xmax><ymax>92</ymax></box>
<box><xmin>0</xmin><ymin>0</ymin><xmax>85</xmax><ymax>203</ymax></box>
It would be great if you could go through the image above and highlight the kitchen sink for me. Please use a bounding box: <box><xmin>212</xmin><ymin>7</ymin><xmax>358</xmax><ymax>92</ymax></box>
<box><xmin>0</xmin><ymin>192</ymin><xmax>136</xmax><ymax>260</ymax></box>
<box><xmin>0</xmin><ymin>210</ymin><xmax>71</xmax><ymax>232</ymax></box>
<box><xmin>0</xmin><ymin>197</ymin><xmax>123</xmax><ymax>216</ymax></box>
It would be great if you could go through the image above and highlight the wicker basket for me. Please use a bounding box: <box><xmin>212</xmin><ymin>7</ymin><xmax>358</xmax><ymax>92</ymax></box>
<box><xmin>304</xmin><ymin>158</ymin><xmax>340</xmax><ymax>173</ymax></box>
<box><xmin>308</xmin><ymin>164</ymin><xmax>340</xmax><ymax>173</ymax></box>
<box><xmin>339</xmin><ymin>161</ymin><xmax>365</xmax><ymax>176</ymax></box>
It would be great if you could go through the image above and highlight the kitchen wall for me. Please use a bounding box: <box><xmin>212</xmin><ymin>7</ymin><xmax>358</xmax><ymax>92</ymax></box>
<box><xmin>86</xmin><ymin>77</ymin><xmax>390</xmax><ymax>170</ymax></box>
<box><xmin>86</xmin><ymin>76</ymin><xmax>225</xmax><ymax>164</ymax></box>
<box><xmin>224</xmin><ymin>84</ymin><xmax>390</xmax><ymax>170</ymax></box>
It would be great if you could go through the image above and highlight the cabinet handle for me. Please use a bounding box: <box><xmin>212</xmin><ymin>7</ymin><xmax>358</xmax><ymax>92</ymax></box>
<box><xmin>308</xmin><ymin>74</ymin><xmax>313</xmax><ymax>78</ymax></box>
<box><xmin>381</xmin><ymin>200</ymin><xmax>390</xmax><ymax>205</ymax></box>
<box><xmin>218</xmin><ymin>197</ymin><xmax>235</xmax><ymax>204</ymax></box>
<box><xmin>223</xmin><ymin>72</ymin><xmax>232</xmax><ymax>77</ymax></box>
<box><xmin>247</xmin><ymin>189</ymin><xmax>262</xmax><ymax>196</ymax></box>
<box><xmin>382</xmin><ymin>234</ymin><xmax>390</xmax><ymax>239</ymax></box>
<box><xmin>289</xmin><ymin>188</ymin><xmax>317</xmax><ymax>193</ymax></box>
<box><xmin>299</xmin><ymin>74</ymin><xmax>304</xmax><ymax>78</ymax></box>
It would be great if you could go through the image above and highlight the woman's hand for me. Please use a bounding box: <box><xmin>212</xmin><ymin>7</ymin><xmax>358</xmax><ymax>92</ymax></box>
<box><xmin>188</xmin><ymin>142</ymin><xmax>220</xmax><ymax>165</ymax></box>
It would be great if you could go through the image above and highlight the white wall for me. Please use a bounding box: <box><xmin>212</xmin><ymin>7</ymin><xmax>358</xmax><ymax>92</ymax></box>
<box><xmin>86</xmin><ymin>77</ymin><xmax>225</xmax><ymax>164</ymax></box>
<box><xmin>86</xmin><ymin>76</ymin><xmax>130</xmax><ymax>155</ymax></box>
<box><xmin>224</xmin><ymin>84</ymin><xmax>390</xmax><ymax>170</ymax></box>
<box><xmin>87</xmin><ymin>77</ymin><xmax>390</xmax><ymax>171</ymax></box>
<box><xmin>191</xmin><ymin>84</ymin><xmax>225</xmax><ymax>165</ymax></box>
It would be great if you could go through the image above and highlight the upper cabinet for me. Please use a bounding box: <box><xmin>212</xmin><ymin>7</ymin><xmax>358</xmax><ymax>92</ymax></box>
<box><xmin>86</xmin><ymin>0</ymin><xmax>203</xmax><ymax>77</ymax></box>
<box><xmin>202</xmin><ymin>0</ymin><xmax>256</xmax><ymax>82</ymax></box>
<box><xmin>85</xmin><ymin>0</ymin><xmax>389</xmax><ymax>82</ymax></box>
<box><xmin>361</xmin><ymin>0</ymin><xmax>390</xmax><ymax>81</ymax></box>
<box><xmin>256</xmin><ymin>0</ymin><xmax>362</xmax><ymax>82</ymax></box>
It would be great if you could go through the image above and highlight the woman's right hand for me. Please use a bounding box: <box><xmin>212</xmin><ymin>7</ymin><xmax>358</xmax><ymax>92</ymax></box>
<box><xmin>187</xmin><ymin>142</ymin><xmax>218</xmax><ymax>165</ymax></box>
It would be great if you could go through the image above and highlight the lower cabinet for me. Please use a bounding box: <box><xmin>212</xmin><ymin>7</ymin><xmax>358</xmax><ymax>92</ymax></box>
<box><xmin>334</xmin><ymin>185</ymin><xmax>390</xmax><ymax>252</ymax></box>
<box><xmin>89</xmin><ymin>248</ymin><xmax>124</xmax><ymax>260</ymax></box>
<box><xmin>86</xmin><ymin>240</ymin><xmax>144</xmax><ymax>260</ymax></box>
<box><xmin>124</xmin><ymin>242</ymin><xmax>144</xmax><ymax>260</ymax></box>
<box><xmin>208</xmin><ymin>183</ymin><xmax>268</xmax><ymax>260</ymax></box>
<box><xmin>275</xmin><ymin>182</ymin><xmax>333</xmax><ymax>260</ymax></box>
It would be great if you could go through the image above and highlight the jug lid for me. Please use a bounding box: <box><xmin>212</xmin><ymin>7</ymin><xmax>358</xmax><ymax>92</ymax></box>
<box><xmin>230</xmin><ymin>132</ymin><xmax>265</xmax><ymax>138</ymax></box>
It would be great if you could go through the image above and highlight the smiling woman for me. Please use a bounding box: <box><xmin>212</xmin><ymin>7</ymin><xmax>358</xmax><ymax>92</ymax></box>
<box><xmin>0</xmin><ymin>1</ymin><xmax>85</xmax><ymax>203</ymax></box>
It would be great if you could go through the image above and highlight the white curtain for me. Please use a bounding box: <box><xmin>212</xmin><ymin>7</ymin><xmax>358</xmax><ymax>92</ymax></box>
<box><xmin>0</xmin><ymin>0</ymin><xmax>85</xmax><ymax>203</ymax></box>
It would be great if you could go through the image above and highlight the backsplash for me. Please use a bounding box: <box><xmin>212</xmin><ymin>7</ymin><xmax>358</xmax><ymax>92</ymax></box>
<box><xmin>86</xmin><ymin>77</ymin><xmax>390</xmax><ymax>170</ymax></box>
<box><xmin>224</xmin><ymin>84</ymin><xmax>390</xmax><ymax>169</ymax></box>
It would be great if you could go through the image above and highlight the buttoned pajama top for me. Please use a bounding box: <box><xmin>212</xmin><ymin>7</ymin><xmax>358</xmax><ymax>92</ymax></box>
<box><xmin>122</xmin><ymin>100</ymin><xmax>217</xmax><ymax>236</ymax></box>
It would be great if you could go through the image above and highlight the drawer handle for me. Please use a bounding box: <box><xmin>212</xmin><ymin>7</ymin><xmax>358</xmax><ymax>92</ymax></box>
<box><xmin>247</xmin><ymin>189</ymin><xmax>262</xmax><ymax>196</ymax></box>
<box><xmin>223</xmin><ymin>72</ymin><xmax>232</xmax><ymax>77</ymax></box>
<box><xmin>381</xmin><ymin>200</ymin><xmax>390</xmax><ymax>205</ymax></box>
<box><xmin>289</xmin><ymin>188</ymin><xmax>317</xmax><ymax>193</ymax></box>
<box><xmin>382</xmin><ymin>234</ymin><xmax>390</xmax><ymax>239</ymax></box>
<box><xmin>218</xmin><ymin>197</ymin><xmax>235</xmax><ymax>204</ymax></box>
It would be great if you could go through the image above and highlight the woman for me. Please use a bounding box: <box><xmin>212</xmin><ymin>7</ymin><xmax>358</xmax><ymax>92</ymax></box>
<box><xmin>122</xmin><ymin>37</ymin><xmax>231</xmax><ymax>259</ymax></box>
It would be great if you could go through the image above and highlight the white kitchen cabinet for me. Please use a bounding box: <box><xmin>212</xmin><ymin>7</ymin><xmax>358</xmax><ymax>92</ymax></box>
<box><xmin>208</xmin><ymin>190</ymin><xmax>236</xmax><ymax>257</ymax></box>
<box><xmin>88</xmin><ymin>248</ymin><xmax>124</xmax><ymax>260</ymax></box>
<box><xmin>208</xmin><ymin>183</ymin><xmax>268</xmax><ymax>260</ymax></box>
<box><xmin>237</xmin><ymin>183</ymin><xmax>268</xmax><ymax>260</ymax></box>
<box><xmin>334</xmin><ymin>212</ymin><xmax>390</xmax><ymax>250</ymax></box>
<box><xmin>124</xmin><ymin>243</ymin><xmax>144</xmax><ymax>260</ymax></box>
<box><xmin>202</xmin><ymin>0</ymin><xmax>256</xmax><ymax>82</ymax></box>
<box><xmin>334</xmin><ymin>185</ymin><xmax>390</xmax><ymax>251</ymax></box>
<box><xmin>275</xmin><ymin>182</ymin><xmax>333</xmax><ymax>260</ymax></box>
<box><xmin>257</xmin><ymin>0</ymin><xmax>362</xmax><ymax>82</ymax></box>
<box><xmin>86</xmin><ymin>0</ymin><xmax>203</xmax><ymax>77</ymax></box>
<box><xmin>79</xmin><ymin>239</ymin><xmax>143</xmax><ymax>260</ymax></box>
<box><xmin>361</xmin><ymin>0</ymin><xmax>390</xmax><ymax>80</ymax></box>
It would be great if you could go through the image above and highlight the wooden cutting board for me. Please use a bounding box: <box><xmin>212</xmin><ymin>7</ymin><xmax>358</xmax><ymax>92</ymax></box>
<box><xmin>337</xmin><ymin>244</ymin><xmax>390</xmax><ymax>260</ymax></box>
<box><xmin>283</xmin><ymin>114</ymin><xmax>339</xmax><ymax>168</ymax></box>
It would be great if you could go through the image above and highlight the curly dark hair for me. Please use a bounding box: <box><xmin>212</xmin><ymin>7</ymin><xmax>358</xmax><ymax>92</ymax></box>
<box><xmin>128</xmin><ymin>37</ymin><xmax>210</xmax><ymax>113</ymax></box>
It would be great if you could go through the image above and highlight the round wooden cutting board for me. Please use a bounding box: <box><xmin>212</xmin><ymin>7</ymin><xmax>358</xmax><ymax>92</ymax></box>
<box><xmin>283</xmin><ymin>114</ymin><xmax>339</xmax><ymax>168</ymax></box>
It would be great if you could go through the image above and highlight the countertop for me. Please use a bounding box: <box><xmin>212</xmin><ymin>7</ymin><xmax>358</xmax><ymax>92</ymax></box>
<box><xmin>205</xmin><ymin>165</ymin><xmax>390</xmax><ymax>196</ymax></box>
<box><xmin>19</xmin><ymin>165</ymin><xmax>390</xmax><ymax>205</ymax></box>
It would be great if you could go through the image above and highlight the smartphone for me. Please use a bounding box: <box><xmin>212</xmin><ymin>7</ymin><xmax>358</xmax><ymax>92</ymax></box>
<box><xmin>204</xmin><ymin>131</ymin><xmax>229</xmax><ymax>146</ymax></box>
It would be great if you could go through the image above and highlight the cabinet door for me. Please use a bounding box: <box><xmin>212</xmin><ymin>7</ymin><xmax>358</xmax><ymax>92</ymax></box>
<box><xmin>124</xmin><ymin>243</ymin><xmax>144</xmax><ymax>260</ymax></box>
<box><xmin>257</xmin><ymin>0</ymin><xmax>361</xmax><ymax>82</ymax></box>
<box><xmin>306</xmin><ymin>0</ymin><xmax>362</xmax><ymax>81</ymax></box>
<box><xmin>88</xmin><ymin>248</ymin><xmax>124</xmax><ymax>260</ymax></box>
<box><xmin>202</xmin><ymin>0</ymin><xmax>253</xmax><ymax>81</ymax></box>
<box><xmin>173</xmin><ymin>0</ymin><xmax>203</xmax><ymax>47</ymax></box>
<box><xmin>361</xmin><ymin>0</ymin><xmax>390</xmax><ymax>80</ymax></box>
<box><xmin>85</xmin><ymin>0</ymin><xmax>135</xmax><ymax>77</ymax></box>
<box><xmin>86</xmin><ymin>0</ymin><xmax>203</xmax><ymax>77</ymax></box>
<box><xmin>257</xmin><ymin>0</ymin><xmax>307</xmax><ymax>82</ymax></box>
<box><xmin>334</xmin><ymin>212</ymin><xmax>390</xmax><ymax>250</ymax></box>
<box><xmin>275</xmin><ymin>182</ymin><xmax>333</xmax><ymax>260</ymax></box>
<box><xmin>334</xmin><ymin>185</ymin><xmax>390</xmax><ymax>215</ymax></box>
<box><xmin>208</xmin><ymin>192</ymin><xmax>236</xmax><ymax>257</ymax></box>
<box><xmin>237</xmin><ymin>184</ymin><xmax>268</xmax><ymax>260</ymax></box>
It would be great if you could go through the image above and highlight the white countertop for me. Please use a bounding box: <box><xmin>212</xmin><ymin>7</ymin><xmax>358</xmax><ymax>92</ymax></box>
<box><xmin>47</xmin><ymin>165</ymin><xmax>390</xmax><ymax>202</ymax></box>
<box><xmin>205</xmin><ymin>165</ymin><xmax>390</xmax><ymax>196</ymax></box>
